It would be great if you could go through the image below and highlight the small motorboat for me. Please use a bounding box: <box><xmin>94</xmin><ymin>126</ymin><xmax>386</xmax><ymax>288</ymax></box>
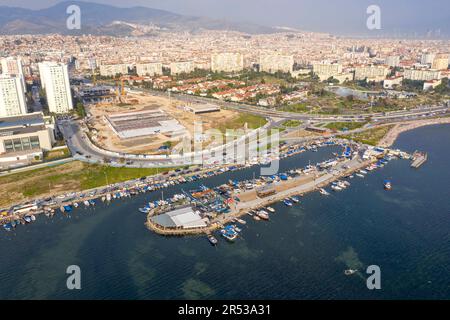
<box><xmin>319</xmin><ymin>188</ymin><xmax>330</xmax><ymax>196</ymax></box>
<box><xmin>283</xmin><ymin>199</ymin><xmax>293</xmax><ymax>206</ymax></box>
<box><xmin>384</xmin><ymin>180</ymin><xmax>392</xmax><ymax>190</ymax></box>
<box><xmin>290</xmin><ymin>196</ymin><xmax>300</xmax><ymax>203</ymax></box>
<box><xmin>207</xmin><ymin>235</ymin><xmax>218</xmax><ymax>246</ymax></box>
<box><xmin>344</xmin><ymin>269</ymin><xmax>358</xmax><ymax>276</ymax></box>
<box><xmin>266</xmin><ymin>207</ymin><xmax>275</xmax><ymax>213</ymax></box>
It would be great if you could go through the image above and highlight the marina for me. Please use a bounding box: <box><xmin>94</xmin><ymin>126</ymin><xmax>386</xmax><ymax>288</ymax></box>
<box><xmin>0</xmin><ymin>124</ymin><xmax>449</xmax><ymax>299</ymax></box>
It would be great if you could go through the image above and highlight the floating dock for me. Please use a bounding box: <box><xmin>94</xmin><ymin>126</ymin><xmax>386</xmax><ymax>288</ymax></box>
<box><xmin>411</xmin><ymin>151</ymin><xmax>428</xmax><ymax>168</ymax></box>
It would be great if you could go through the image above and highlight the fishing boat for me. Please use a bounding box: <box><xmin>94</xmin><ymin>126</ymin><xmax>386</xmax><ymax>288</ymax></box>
<box><xmin>233</xmin><ymin>225</ymin><xmax>242</xmax><ymax>233</ymax></box>
<box><xmin>266</xmin><ymin>207</ymin><xmax>275</xmax><ymax>213</ymax></box>
<box><xmin>207</xmin><ymin>235</ymin><xmax>218</xmax><ymax>246</ymax></box>
<box><xmin>83</xmin><ymin>200</ymin><xmax>90</xmax><ymax>207</ymax></box>
<box><xmin>23</xmin><ymin>216</ymin><xmax>32</xmax><ymax>223</ymax></box>
<box><xmin>257</xmin><ymin>211</ymin><xmax>269</xmax><ymax>220</ymax></box>
<box><xmin>283</xmin><ymin>199</ymin><xmax>293</xmax><ymax>207</ymax></box>
<box><xmin>384</xmin><ymin>180</ymin><xmax>392</xmax><ymax>190</ymax></box>
<box><xmin>31</xmin><ymin>215</ymin><xmax>36</xmax><ymax>221</ymax></box>
<box><xmin>220</xmin><ymin>228</ymin><xmax>238</xmax><ymax>241</ymax></box>
<box><xmin>331</xmin><ymin>185</ymin><xmax>342</xmax><ymax>191</ymax></box>
<box><xmin>356</xmin><ymin>173</ymin><xmax>365</xmax><ymax>178</ymax></box>
<box><xmin>344</xmin><ymin>269</ymin><xmax>358</xmax><ymax>276</ymax></box>
<box><xmin>139</xmin><ymin>207</ymin><xmax>150</xmax><ymax>213</ymax></box>
<box><xmin>236</xmin><ymin>218</ymin><xmax>246</xmax><ymax>225</ymax></box>
<box><xmin>253</xmin><ymin>215</ymin><xmax>261</xmax><ymax>221</ymax></box>
<box><xmin>89</xmin><ymin>199</ymin><xmax>96</xmax><ymax>206</ymax></box>
<box><xmin>319</xmin><ymin>188</ymin><xmax>330</xmax><ymax>196</ymax></box>
<box><xmin>3</xmin><ymin>223</ymin><xmax>13</xmax><ymax>231</ymax></box>
<box><xmin>290</xmin><ymin>196</ymin><xmax>300</xmax><ymax>203</ymax></box>
<box><xmin>73</xmin><ymin>202</ymin><xmax>79</xmax><ymax>208</ymax></box>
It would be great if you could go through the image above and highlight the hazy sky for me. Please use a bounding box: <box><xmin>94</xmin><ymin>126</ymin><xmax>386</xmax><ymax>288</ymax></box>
<box><xmin>1</xmin><ymin>0</ymin><xmax>449</xmax><ymax>36</ymax></box>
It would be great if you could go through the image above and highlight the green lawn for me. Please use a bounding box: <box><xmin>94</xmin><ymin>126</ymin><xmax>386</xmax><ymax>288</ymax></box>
<box><xmin>43</xmin><ymin>147</ymin><xmax>71</xmax><ymax>161</ymax></box>
<box><xmin>282</xmin><ymin>120</ymin><xmax>303</xmax><ymax>127</ymax></box>
<box><xmin>325</xmin><ymin>121</ymin><xmax>367</xmax><ymax>131</ymax></box>
<box><xmin>0</xmin><ymin>161</ymin><xmax>177</xmax><ymax>207</ymax></box>
<box><xmin>338</xmin><ymin>125</ymin><xmax>394</xmax><ymax>146</ymax></box>
<box><xmin>217</xmin><ymin>113</ymin><xmax>267</xmax><ymax>133</ymax></box>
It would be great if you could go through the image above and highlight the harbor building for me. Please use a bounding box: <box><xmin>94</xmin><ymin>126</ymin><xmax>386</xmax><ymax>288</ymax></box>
<box><xmin>150</xmin><ymin>206</ymin><xmax>209</xmax><ymax>229</ymax></box>
<box><xmin>0</xmin><ymin>75</ymin><xmax>28</xmax><ymax>117</ymax></box>
<box><xmin>0</xmin><ymin>112</ymin><xmax>55</xmax><ymax>169</ymax></box>
<box><xmin>38</xmin><ymin>62</ymin><xmax>73</xmax><ymax>114</ymax></box>
<box><xmin>211</xmin><ymin>53</ymin><xmax>244</xmax><ymax>73</ymax></box>
<box><xmin>170</xmin><ymin>61</ymin><xmax>195</xmax><ymax>75</ymax></box>
<box><xmin>136</xmin><ymin>62</ymin><xmax>163</xmax><ymax>77</ymax></box>
<box><xmin>259</xmin><ymin>53</ymin><xmax>294</xmax><ymax>74</ymax></box>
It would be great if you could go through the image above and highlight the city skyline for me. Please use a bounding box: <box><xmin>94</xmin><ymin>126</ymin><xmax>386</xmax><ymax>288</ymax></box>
<box><xmin>0</xmin><ymin>0</ymin><xmax>449</xmax><ymax>37</ymax></box>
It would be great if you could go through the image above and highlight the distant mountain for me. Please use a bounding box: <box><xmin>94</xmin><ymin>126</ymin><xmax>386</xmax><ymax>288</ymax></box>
<box><xmin>0</xmin><ymin>1</ymin><xmax>277</xmax><ymax>35</ymax></box>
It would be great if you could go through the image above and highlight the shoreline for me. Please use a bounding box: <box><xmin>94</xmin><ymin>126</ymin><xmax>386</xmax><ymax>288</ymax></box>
<box><xmin>379</xmin><ymin>117</ymin><xmax>450</xmax><ymax>148</ymax></box>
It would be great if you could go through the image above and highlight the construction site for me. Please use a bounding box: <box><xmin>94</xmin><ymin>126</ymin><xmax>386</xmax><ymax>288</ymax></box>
<box><xmin>77</xmin><ymin>76</ymin><xmax>244</xmax><ymax>155</ymax></box>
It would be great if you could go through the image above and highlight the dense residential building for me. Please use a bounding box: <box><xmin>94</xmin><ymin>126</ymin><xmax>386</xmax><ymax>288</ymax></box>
<box><xmin>420</xmin><ymin>53</ymin><xmax>436</xmax><ymax>65</ymax></box>
<box><xmin>383</xmin><ymin>76</ymin><xmax>403</xmax><ymax>89</ymax></box>
<box><xmin>312</xmin><ymin>63</ymin><xmax>343</xmax><ymax>80</ymax></box>
<box><xmin>211</xmin><ymin>53</ymin><xmax>244</xmax><ymax>73</ymax></box>
<box><xmin>385</xmin><ymin>55</ymin><xmax>401</xmax><ymax>67</ymax></box>
<box><xmin>170</xmin><ymin>61</ymin><xmax>194</xmax><ymax>75</ymax></box>
<box><xmin>431</xmin><ymin>54</ymin><xmax>449</xmax><ymax>70</ymax></box>
<box><xmin>99</xmin><ymin>63</ymin><xmax>129</xmax><ymax>77</ymax></box>
<box><xmin>403</xmin><ymin>68</ymin><xmax>441</xmax><ymax>81</ymax></box>
<box><xmin>354</xmin><ymin>65</ymin><xmax>390</xmax><ymax>82</ymax></box>
<box><xmin>0</xmin><ymin>75</ymin><xmax>28</xmax><ymax>117</ymax></box>
<box><xmin>38</xmin><ymin>62</ymin><xmax>73</xmax><ymax>114</ymax></box>
<box><xmin>136</xmin><ymin>62</ymin><xmax>163</xmax><ymax>76</ymax></box>
<box><xmin>259</xmin><ymin>53</ymin><xmax>293</xmax><ymax>74</ymax></box>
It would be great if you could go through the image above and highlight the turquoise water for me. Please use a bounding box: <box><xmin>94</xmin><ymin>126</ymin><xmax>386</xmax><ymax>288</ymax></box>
<box><xmin>0</xmin><ymin>124</ymin><xmax>449</xmax><ymax>299</ymax></box>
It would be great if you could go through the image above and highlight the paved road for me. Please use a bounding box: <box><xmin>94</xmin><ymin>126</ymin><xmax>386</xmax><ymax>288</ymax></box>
<box><xmin>131</xmin><ymin>87</ymin><xmax>450</xmax><ymax>123</ymax></box>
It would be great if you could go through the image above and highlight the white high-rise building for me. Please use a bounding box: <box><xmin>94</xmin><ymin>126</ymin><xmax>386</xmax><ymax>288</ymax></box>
<box><xmin>170</xmin><ymin>61</ymin><xmax>194</xmax><ymax>75</ymax></box>
<box><xmin>1</xmin><ymin>57</ymin><xmax>26</xmax><ymax>93</ymax></box>
<box><xmin>211</xmin><ymin>53</ymin><xmax>244</xmax><ymax>73</ymax></box>
<box><xmin>420</xmin><ymin>53</ymin><xmax>435</xmax><ymax>65</ymax></box>
<box><xmin>0</xmin><ymin>75</ymin><xmax>28</xmax><ymax>117</ymax></box>
<box><xmin>39</xmin><ymin>62</ymin><xmax>73</xmax><ymax>114</ymax></box>
<box><xmin>136</xmin><ymin>62</ymin><xmax>163</xmax><ymax>76</ymax></box>
<box><xmin>259</xmin><ymin>53</ymin><xmax>294</xmax><ymax>74</ymax></box>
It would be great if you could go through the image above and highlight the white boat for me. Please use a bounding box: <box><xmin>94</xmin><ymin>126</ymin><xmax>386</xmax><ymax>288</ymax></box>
<box><xmin>356</xmin><ymin>173</ymin><xmax>365</xmax><ymax>178</ymax></box>
<box><xmin>344</xmin><ymin>269</ymin><xmax>358</xmax><ymax>276</ymax></box>
<box><xmin>331</xmin><ymin>185</ymin><xmax>342</xmax><ymax>191</ymax></box>
<box><xmin>359</xmin><ymin>170</ymin><xmax>368</xmax><ymax>175</ymax></box>
<box><xmin>83</xmin><ymin>200</ymin><xmax>90</xmax><ymax>207</ymax></box>
<box><xmin>266</xmin><ymin>207</ymin><xmax>275</xmax><ymax>213</ymax></box>
<box><xmin>319</xmin><ymin>188</ymin><xmax>330</xmax><ymax>196</ymax></box>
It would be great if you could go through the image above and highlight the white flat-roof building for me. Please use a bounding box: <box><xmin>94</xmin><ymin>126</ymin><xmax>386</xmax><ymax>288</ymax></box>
<box><xmin>0</xmin><ymin>112</ymin><xmax>55</xmax><ymax>169</ymax></box>
<box><xmin>260</xmin><ymin>53</ymin><xmax>294</xmax><ymax>74</ymax></box>
<box><xmin>99</xmin><ymin>63</ymin><xmax>129</xmax><ymax>77</ymax></box>
<box><xmin>136</xmin><ymin>62</ymin><xmax>163</xmax><ymax>76</ymax></box>
<box><xmin>0</xmin><ymin>75</ymin><xmax>28</xmax><ymax>117</ymax></box>
<box><xmin>170</xmin><ymin>61</ymin><xmax>194</xmax><ymax>75</ymax></box>
<box><xmin>211</xmin><ymin>53</ymin><xmax>244</xmax><ymax>73</ymax></box>
<box><xmin>1</xmin><ymin>57</ymin><xmax>26</xmax><ymax>92</ymax></box>
<box><xmin>39</xmin><ymin>62</ymin><xmax>73</xmax><ymax>114</ymax></box>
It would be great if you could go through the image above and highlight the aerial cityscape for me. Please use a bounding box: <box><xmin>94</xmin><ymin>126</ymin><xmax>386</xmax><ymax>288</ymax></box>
<box><xmin>0</xmin><ymin>0</ymin><xmax>449</xmax><ymax>306</ymax></box>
